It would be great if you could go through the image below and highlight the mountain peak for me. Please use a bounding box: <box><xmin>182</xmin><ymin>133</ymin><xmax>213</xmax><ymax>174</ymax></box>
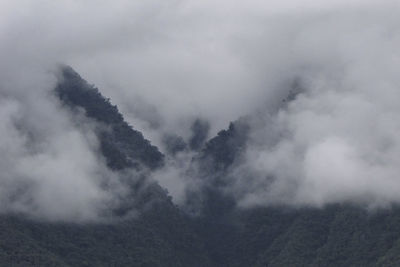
<box><xmin>55</xmin><ymin>65</ymin><xmax>164</xmax><ymax>170</ymax></box>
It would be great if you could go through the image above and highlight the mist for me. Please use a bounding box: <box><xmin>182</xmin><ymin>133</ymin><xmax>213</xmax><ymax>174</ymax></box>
<box><xmin>143</xmin><ymin>0</ymin><xmax>400</xmax><ymax>209</ymax></box>
<box><xmin>2</xmin><ymin>0</ymin><xmax>400</xmax><ymax>221</ymax></box>
<box><xmin>224</xmin><ymin>5</ymin><xmax>400</xmax><ymax>209</ymax></box>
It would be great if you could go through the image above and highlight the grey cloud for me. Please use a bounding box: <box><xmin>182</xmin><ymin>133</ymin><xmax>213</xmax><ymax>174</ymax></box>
<box><xmin>223</xmin><ymin>6</ymin><xmax>400</xmax><ymax>208</ymax></box>
<box><xmin>0</xmin><ymin>82</ymin><xmax>124</xmax><ymax>221</ymax></box>
<box><xmin>0</xmin><ymin>44</ymin><xmax>132</xmax><ymax>222</ymax></box>
<box><xmin>2</xmin><ymin>0</ymin><xmax>400</xmax><ymax>220</ymax></box>
<box><xmin>148</xmin><ymin>1</ymin><xmax>400</xmax><ymax>209</ymax></box>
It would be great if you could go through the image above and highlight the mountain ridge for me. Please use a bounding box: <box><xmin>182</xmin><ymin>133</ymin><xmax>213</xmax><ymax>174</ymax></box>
<box><xmin>1</xmin><ymin>67</ymin><xmax>400</xmax><ymax>266</ymax></box>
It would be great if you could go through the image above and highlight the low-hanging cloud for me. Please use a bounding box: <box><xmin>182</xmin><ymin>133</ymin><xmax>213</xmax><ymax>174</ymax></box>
<box><xmin>2</xmin><ymin>0</ymin><xmax>400</xmax><ymax>219</ymax></box>
<box><xmin>144</xmin><ymin>1</ymin><xmax>400</xmax><ymax>209</ymax></box>
<box><xmin>0</xmin><ymin>66</ymin><xmax>132</xmax><ymax>222</ymax></box>
<box><xmin>223</xmin><ymin>7</ymin><xmax>400</xmax><ymax>208</ymax></box>
<box><xmin>0</xmin><ymin>18</ymin><xmax>135</xmax><ymax>221</ymax></box>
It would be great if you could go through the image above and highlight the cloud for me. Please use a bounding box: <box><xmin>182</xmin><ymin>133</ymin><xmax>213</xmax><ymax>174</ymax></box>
<box><xmin>143</xmin><ymin>1</ymin><xmax>400</xmax><ymax>209</ymax></box>
<box><xmin>2</xmin><ymin>0</ymin><xmax>400</xmax><ymax>218</ymax></box>
<box><xmin>0</xmin><ymin>22</ymin><xmax>133</xmax><ymax>221</ymax></box>
<box><xmin>0</xmin><ymin>76</ymin><xmax>125</xmax><ymax>221</ymax></box>
<box><xmin>221</xmin><ymin>6</ymin><xmax>400</xmax><ymax>208</ymax></box>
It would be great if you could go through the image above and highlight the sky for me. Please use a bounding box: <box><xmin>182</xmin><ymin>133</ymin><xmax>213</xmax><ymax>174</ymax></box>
<box><xmin>1</xmin><ymin>0</ymin><xmax>400</xmax><ymax>221</ymax></box>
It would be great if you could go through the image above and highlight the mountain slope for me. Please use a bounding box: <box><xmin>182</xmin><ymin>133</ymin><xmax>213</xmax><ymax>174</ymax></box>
<box><xmin>0</xmin><ymin>66</ymin><xmax>210</xmax><ymax>267</ymax></box>
<box><xmin>56</xmin><ymin>66</ymin><xmax>164</xmax><ymax>170</ymax></box>
<box><xmin>1</xmin><ymin>67</ymin><xmax>400</xmax><ymax>266</ymax></box>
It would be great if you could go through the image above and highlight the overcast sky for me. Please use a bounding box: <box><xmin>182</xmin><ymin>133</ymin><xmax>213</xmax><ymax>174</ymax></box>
<box><xmin>1</xmin><ymin>0</ymin><xmax>400</xmax><ymax>221</ymax></box>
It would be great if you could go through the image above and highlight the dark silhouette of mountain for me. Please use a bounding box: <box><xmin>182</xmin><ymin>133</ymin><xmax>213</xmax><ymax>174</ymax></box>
<box><xmin>0</xmin><ymin>66</ymin><xmax>210</xmax><ymax>267</ymax></box>
<box><xmin>200</xmin><ymin>119</ymin><xmax>249</xmax><ymax>171</ymax></box>
<box><xmin>1</xmin><ymin>66</ymin><xmax>400</xmax><ymax>266</ymax></box>
<box><xmin>189</xmin><ymin>119</ymin><xmax>210</xmax><ymax>151</ymax></box>
<box><xmin>56</xmin><ymin>66</ymin><xmax>164</xmax><ymax>171</ymax></box>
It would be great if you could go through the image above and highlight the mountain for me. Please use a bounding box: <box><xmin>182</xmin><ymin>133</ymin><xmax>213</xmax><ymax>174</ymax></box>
<box><xmin>0</xmin><ymin>67</ymin><xmax>210</xmax><ymax>267</ymax></box>
<box><xmin>1</xmin><ymin>66</ymin><xmax>400</xmax><ymax>266</ymax></box>
<box><xmin>56</xmin><ymin>66</ymin><xmax>164</xmax><ymax>171</ymax></box>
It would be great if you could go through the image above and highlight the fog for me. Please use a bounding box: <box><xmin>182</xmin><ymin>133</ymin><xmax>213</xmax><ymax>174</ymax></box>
<box><xmin>1</xmin><ymin>0</ymin><xmax>400</xmax><ymax>220</ymax></box>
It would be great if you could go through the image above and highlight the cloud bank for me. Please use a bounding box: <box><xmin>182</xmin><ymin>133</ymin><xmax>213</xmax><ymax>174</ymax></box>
<box><xmin>143</xmin><ymin>1</ymin><xmax>400</xmax><ymax>209</ymax></box>
<box><xmin>0</xmin><ymin>66</ymin><xmax>133</xmax><ymax>222</ymax></box>
<box><xmin>223</xmin><ymin>5</ymin><xmax>400</xmax><ymax>209</ymax></box>
<box><xmin>2</xmin><ymin>0</ymin><xmax>400</xmax><ymax>220</ymax></box>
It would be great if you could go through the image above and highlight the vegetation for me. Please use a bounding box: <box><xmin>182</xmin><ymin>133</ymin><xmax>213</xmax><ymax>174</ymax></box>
<box><xmin>0</xmin><ymin>66</ymin><xmax>400</xmax><ymax>266</ymax></box>
<box><xmin>56</xmin><ymin>66</ymin><xmax>164</xmax><ymax>170</ymax></box>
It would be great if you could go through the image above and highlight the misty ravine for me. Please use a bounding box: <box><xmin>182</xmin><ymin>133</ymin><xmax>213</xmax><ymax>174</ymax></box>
<box><xmin>0</xmin><ymin>65</ymin><xmax>399</xmax><ymax>266</ymax></box>
<box><xmin>2</xmin><ymin>0</ymin><xmax>400</xmax><ymax>266</ymax></box>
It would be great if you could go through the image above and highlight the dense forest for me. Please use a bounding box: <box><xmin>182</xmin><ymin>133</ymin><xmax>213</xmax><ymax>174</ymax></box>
<box><xmin>1</xmin><ymin>67</ymin><xmax>400</xmax><ymax>266</ymax></box>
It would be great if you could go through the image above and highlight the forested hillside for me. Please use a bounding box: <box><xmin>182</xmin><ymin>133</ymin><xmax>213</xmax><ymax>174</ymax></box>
<box><xmin>1</xmin><ymin>67</ymin><xmax>400</xmax><ymax>266</ymax></box>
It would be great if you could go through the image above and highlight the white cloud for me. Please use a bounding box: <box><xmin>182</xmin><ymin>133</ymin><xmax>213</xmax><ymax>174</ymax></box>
<box><xmin>2</xmin><ymin>0</ymin><xmax>400</xmax><ymax>216</ymax></box>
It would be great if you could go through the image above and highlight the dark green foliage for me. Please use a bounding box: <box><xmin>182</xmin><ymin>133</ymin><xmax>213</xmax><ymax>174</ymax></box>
<box><xmin>2</xmin><ymin>66</ymin><xmax>400</xmax><ymax>266</ymax></box>
<box><xmin>55</xmin><ymin>66</ymin><xmax>164</xmax><ymax>170</ymax></box>
<box><xmin>4</xmin><ymin>205</ymin><xmax>400</xmax><ymax>266</ymax></box>
<box><xmin>200</xmin><ymin>120</ymin><xmax>249</xmax><ymax>171</ymax></box>
<box><xmin>0</xmin><ymin>211</ymin><xmax>210</xmax><ymax>267</ymax></box>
